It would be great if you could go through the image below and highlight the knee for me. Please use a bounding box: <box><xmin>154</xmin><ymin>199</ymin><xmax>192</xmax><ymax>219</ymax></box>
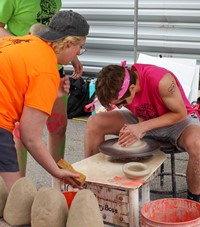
<box><xmin>86</xmin><ymin>114</ymin><xmax>103</xmax><ymax>133</ymax></box>
<box><xmin>86</xmin><ymin>114</ymin><xmax>99</xmax><ymax>132</ymax></box>
<box><xmin>184</xmin><ymin>137</ymin><xmax>200</xmax><ymax>157</ymax></box>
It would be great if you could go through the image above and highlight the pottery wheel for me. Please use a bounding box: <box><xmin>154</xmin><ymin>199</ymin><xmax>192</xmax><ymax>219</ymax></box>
<box><xmin>99</xmin><ymin>137</ymin><xmax>161</xmax><ymax>159</ymax></box>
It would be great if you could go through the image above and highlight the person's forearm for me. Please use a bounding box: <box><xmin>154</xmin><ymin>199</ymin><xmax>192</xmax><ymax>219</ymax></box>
<box><xmin>23</xmin><ymin>139</ymin><xmax>60</xmax><ymax>178</ymax></box>
<box><xmin>0</xmin><ymin>27</ymin><xmax>13</xmax><ymax>38</ymax></box>
<box><xmin>139</xmin><ymin>111</ymin><xmax>187</xmax><ymax>133</ymax></box>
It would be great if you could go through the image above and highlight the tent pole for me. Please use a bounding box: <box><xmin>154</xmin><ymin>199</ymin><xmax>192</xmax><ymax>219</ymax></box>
<box><xmin>134</xmin><ymin>0</ymin><xmax>138</xmax><ymax>63</ymax></box>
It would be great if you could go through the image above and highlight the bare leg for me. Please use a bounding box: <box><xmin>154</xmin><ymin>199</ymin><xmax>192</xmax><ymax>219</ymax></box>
<box><xmin>178</xmin><ymin>125</ymin><xmax>200</xmax><ymax>195</ymax></box>
<box><xmin>84</xmin><ymin>110</ymin><xmax>126</xmax><ymax>158</ymax></box>
<box><xmin>47</xmin><ymin>95</ymin><xmax>67</xmax><ymax>162</ymax></box>
<box><xmin>13</xmin><ymin>124</ymin><xmax>27</xmax><ymax>177</ymax></box>
<box><xmin>46</xmin><ymin>95</ymin><xmax>67</xmax><ymax>189</ymax></box>
<box><xmin>0</xmin><ymin>172</ymin><xmax>21</xmax><ymax>191</ymax></box>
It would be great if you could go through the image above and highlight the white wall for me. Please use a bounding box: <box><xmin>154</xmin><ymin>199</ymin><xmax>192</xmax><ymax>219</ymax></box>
<box><xmin>62</xmin><ymin>0</ymin><xmax>200</xmax><ymax>75</ymax></box>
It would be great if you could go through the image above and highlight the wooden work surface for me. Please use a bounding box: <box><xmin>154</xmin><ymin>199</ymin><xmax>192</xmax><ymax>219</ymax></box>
<box><xmin>73</xmin><ymin>150</ymin><xmax>166</xmax><ymax>190</ymax></box>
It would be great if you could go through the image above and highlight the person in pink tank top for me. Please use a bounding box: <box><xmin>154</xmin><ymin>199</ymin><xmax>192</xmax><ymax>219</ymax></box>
<box><xmin>84</xmin><ymin>62</ymin><xmax>200</xmax><ymax>202</ymax></box>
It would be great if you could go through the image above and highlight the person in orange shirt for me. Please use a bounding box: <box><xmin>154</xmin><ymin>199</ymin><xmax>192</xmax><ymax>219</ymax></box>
<box><xmin>0</xmin><ymin>10</ymin><xmax>89</xmax><ymax>191</ymax></box>
<box><xmin>0</xmin><ymin>1</ymin><xmax>84</xmax><ymax>189</ymax></box>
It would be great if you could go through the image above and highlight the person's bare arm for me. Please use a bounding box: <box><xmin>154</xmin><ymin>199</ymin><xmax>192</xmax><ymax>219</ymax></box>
<box><xmin>0</xmin><ymin>22</ymin><xmax>13</xmax><ymax>37</ymax></box>
<box><xmin>119</xmin><ymin>73</ymin><xmax>188</xmax><ymax>146</ymax></box>
<box><xmin>20</xmin><ymin>106</ymin><xmax>80</xmax><ymax>188</ymax></box>
<box><xmin>71</xmin><ymin>56</ymin><xmax>83</xmax><ymax>79</ymax></box>
<box><xmin>139</xmin><ymin>73</ymin><xmax>187</xmax><ymax>130</ymax></box>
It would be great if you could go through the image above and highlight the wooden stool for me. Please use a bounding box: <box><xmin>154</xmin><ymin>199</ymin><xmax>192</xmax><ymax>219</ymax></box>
<box><xmin>151</xmin><ymin>143</ymin><xmax>187</xmax><ymax>197</ymax></box>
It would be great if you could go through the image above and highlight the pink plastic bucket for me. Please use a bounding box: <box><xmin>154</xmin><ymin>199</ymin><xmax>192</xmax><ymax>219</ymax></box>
<box><xmin>141</xmin><ymin>198</ymin><xmax>200</xmax><ymax>227</ymax></box>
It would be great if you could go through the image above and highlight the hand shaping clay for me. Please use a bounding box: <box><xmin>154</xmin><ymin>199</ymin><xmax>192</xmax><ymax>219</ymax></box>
<box><xmin>112</xmin><ymin>139</ymin><xmax>147</xmax><ymax>151</ymax></box>
<box><xmin>0</xmin><ymin>176</ymin><xmax>8</xmax><ymax>217</ymax></box>
<box><xmin>31</xmin><ymin>187</ymin><xmax>68</xmax><ymax>227</ymax></box>
<box><xmin>3</xmin><ymin>177</ymin><xmax>37</xmax><ymax>225</ymax></box>
<box><xmin>66</xmin><ymin>189</ymin><xmax>104</xmax><ymax>227</ymax></box>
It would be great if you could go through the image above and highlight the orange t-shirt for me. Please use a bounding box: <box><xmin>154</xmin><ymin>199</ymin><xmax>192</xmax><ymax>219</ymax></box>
<box><xmin>0</xmin><ymin>35</ymin><xmax>59</xmax><ymax>132</ymax></box>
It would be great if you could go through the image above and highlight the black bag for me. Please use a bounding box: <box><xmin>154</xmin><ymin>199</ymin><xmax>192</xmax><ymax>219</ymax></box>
<box><xmin>67</xmin><ymin>77</ymin><xmax>94</xmax><ymax>119</ymax></box>
<box><xmin>191</xmin><ymin>97</ymin><xmax>200</xmax><ymax>118</ymax></box>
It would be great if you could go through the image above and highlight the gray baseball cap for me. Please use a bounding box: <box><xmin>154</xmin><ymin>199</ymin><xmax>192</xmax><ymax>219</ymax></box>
<box><xmin>37</xmin><ymin>10</ymin><xmax>89</xmax><ymax>41</ymax></box>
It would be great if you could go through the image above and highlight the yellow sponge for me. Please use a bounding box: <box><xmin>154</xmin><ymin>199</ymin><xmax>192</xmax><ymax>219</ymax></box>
<box><xmin>57</xmin><ymin>159</ymin><xmax>86</xmax><ymax>186</ymax></box>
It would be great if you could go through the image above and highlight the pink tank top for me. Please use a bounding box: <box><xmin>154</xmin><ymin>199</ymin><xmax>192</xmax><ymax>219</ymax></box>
<box><xmin>126</xmin><ymin>63</ymin><xmax>195</xmax><ymax>120</ymax></box>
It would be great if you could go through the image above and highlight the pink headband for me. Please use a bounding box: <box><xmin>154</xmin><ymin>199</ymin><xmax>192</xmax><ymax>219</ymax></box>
<box><xmin>118</xmin><ymin>60</ymin><xmax>130</xmax><ymax>99</ymax></box>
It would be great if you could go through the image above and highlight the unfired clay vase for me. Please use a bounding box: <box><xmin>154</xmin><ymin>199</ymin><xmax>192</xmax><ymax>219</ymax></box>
<box><xmin>0</xmin><ymin>176</ymin><xmax>8</xmax><ymax>217</ymax></box>
<box><xmin>66</xmin><ymin>189</ymin><xmax>104</xmax><ymax>227</ymax></box>
<box><xmin>31</xmin><ymin>187</ymin><xmax>68</xmax><ymax>227</ymax></box>
<box><xmin>3</xmin><ymin>177</ymin><xmax>37</xmax><ymax>225</ymax></box>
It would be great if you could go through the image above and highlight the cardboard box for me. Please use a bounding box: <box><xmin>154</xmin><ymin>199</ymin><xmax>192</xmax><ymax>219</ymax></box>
<box><xmin>86</xmin><ymin>182</ymin><xmax>130</xmax><ymax>227</ymax></box>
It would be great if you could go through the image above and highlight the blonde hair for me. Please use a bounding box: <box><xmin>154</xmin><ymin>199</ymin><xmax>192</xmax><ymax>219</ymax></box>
<box><xmin>51</xmin><ymin>36</ymin><xmax>86</xmax><ymax>53</ymax></box>
<box><xmin>29</xmin><ymin>23</ymin><xmax>47</xmax><ymax>35</ymax></box>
